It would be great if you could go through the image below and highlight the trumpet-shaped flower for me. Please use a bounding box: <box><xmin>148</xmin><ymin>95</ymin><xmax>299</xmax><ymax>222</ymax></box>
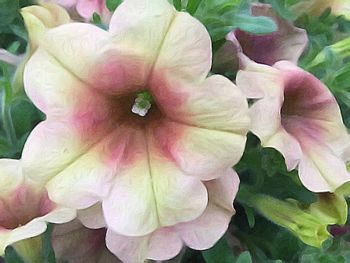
<box><xmin>52</xmin><ymin>219</ymin><xmax>120</xmax><ymax>263</ymax></box>
<box><xmin>292</xmin><ymin>0</ymin><xmax>350</xmax><ymax>20</ymax></box>
<box><xmin>79</xmin><ymin>171</ymin><xmax>239</xmax><ymax>262</ymax></box>
<box><xmin>237</xmin><ymin>59</ymin><xmax>350</xmax><ymax>192</ymax></box>
<box><xmin>0</xmin><ymin>159</ymin><xmax>76</xmax><ymax>255</ymax></box>
<box><xmin>23</xmin><ymin>0</ymin><xmax>249</xmax><ymax>237</ymax></box>
<box><xmin>213</xmin><ymin>4</ymin><xmax>307</xmax><ymax>73</ymax></box>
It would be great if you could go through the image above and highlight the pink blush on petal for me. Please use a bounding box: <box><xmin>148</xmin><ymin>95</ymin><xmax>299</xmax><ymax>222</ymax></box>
<box><xmin>0</xmin><ymin>185</ymin><xmax>55</xmax><ymax>230</ymax></box>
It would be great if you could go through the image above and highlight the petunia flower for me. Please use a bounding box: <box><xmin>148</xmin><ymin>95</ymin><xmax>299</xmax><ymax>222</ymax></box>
<box><xmin>22</xmin><ymin>0</ymin><xmax>249</xmax><ymax>237</ymax></box>
<box><xmin>77</xmin><ymin>171</ymin><xmax>239</xmax><ymax>262</ymax></box>
<box><xmin>213</xmin><ymin>4</ymin><xmax>308</xmax><ymax>73</ymax></box>
<box><xmin>52</xmin><ymin>219</ymin><xmax>120</xmax><ymax>263</ymax></box>
<box><xmin>236</xmin><ymin>59</ymin><xmax>350</xmax><ymax>192</ymax></box>
<box><xmin>292</xmin><ymin>0</ymin><xmax>350</xmax><ymax>20</ymax></box>
<box><xmin>45</xmin><ymin>0</ymin><xmax>111</xmax><ymax>22</ymax></box>
<box><xmin>0</xmin><ymin>159</ymin><xmax>76</xmax><ymax>256</ymax></box>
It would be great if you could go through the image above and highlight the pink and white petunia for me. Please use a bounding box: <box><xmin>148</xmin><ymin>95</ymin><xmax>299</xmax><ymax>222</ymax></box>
<box><xmin>23</xmin><ymin>0</ymin><xmax>249</xmax><ymax>237</ymax></box>
<box><xmin>0</xmin><ymin>159</ymin><xmax>76</xmax><ymax>255</ymax></box>
<box><xmin>213</xmin><ymin>4</ymin><xmax>308</xmax><ymax>72</ymax></box>
<box><xmin>45</xmin><ymin>0</ymin><xmax>111</xmax><ymax>22</ymax></box>
<box><xmin>292</xmin><ymin>0</ymin><xmax>350</xmax><ymax>20</ymax></box>
<box><xmin>237</xmin><ymin>59</ymin><xmax>350</xmax><ymax>192</ymax></box>
<box><xmin>52</xmin><ymin>219</ymin><xmax>120</xmax><ymax>263</ymax></box>
<box><xmin>79</xmin><ymin>170</ymin><xmax>239</xmax><ymax>262</ymax></box>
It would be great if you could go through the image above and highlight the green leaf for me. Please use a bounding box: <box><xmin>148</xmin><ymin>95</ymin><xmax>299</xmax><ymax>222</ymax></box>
<box><xmin>92</xmin><ymin>12</ymin><xmax>102</xmax><ymax>25</ymax></box>
<box><xmin>4</xmin><ymin>246</ymin><xmax>25</xmax><ymax>263</ymax></box>
<box><xmin>202</xmin><ymin>237</ymin><xmax>235</xmax><ymax>263</ymax></box>
<box><xmin>235</xmin><ymin>251</ymin><xmax>252</xmax><ymax>263</ymax></box>
<box><xmin>186</xmin><ymin>0</ymin><xmax>203</xmax><ymax>15</ymax></box>
<box><xmin>42</xmin><ymin>224</ymin><xmax>56</xmax><ymax>263</ymax></box>
<box><xmin>0</xmin><ymin>0</ymin><xmax>19</xmax><ymax>27</ymax></box>
<box><xmin>243</xmin><ymin>205</ymin><xmax>256</xmax><ymax>228</ymax></box>
<box><xmin>269</xmin><ymin>0</ymin><xmax>295</xmax><ymax>20</ymax></box>
<box><xmin>106</xmin><ymin>0</ymin><xmax>122</xmax><ymax>12</ymax></box>
<box><xmin>181</xmin><ymin>248</ymin><xmax>205</xmax><ymax>263</ymax></box>
<box><xmin>232</xmin><ymin>14</ymin><xmax>278</xmax><ymax>35</ymax></box>
<box><xmin>173</xmin><ymin>0</ymin><xmax>182</xmax><ymax>11</ymax></box>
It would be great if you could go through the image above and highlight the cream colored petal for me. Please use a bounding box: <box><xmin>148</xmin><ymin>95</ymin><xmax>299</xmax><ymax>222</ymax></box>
<box><xmin>0</xmin><ymin>207</ymin><xmax>75</xmax><ymax>255</ymax></box>
<box><xmin>0</xmin><ymin>159</ymin><xmax>23</xmax><ymax>195</ymax></box>
<box><xmin>153</xmin><ymin>12</ymin><xmax>211</xmax><ymax>81</ymax></box>
<box><xmin>78</xmin><ymin>203</ymin><xmax>106</xmax><ymax>229</ymax></box>
<box><xmin>177</xmin><ymin>170</ymin><xmax>239</xmax><ymax>249</ymax></box>
<box><xmin>45</xmin><ymin>148</ymin><xmax>114</xmax><ymax>209</ymax></box>
<box><xmin>236</xmin><ymin>59</ymin><xmax>283</xmax><ymax>98</ymax></box>
<box><xmin>299</xmin><ymin>140</ymin><xmax>350</xmax><ymax>192</ymax></box>
<box><xmin>21</xmin><ymin>121</ymin><xmax>86</xmax><ymax>185</ymax></box>
<box><xmin>152</xmin><ymin>74</ymin><xmax>250</xmax><ymax>134</ymax></box>
<box><xmin>38</xmin><ymin>23</ymin><xmax>110</xmax><ymax>82</ymax></box>
<box><xmin>108</xmin><ymin>0</ymin><xmax>175</xmax><ymax>83</ymax></box>
<box><xmin>154</xmin><ymin>120</ymin><xmax>246</xmax><ymax>179</ymax></box>
<box><xmin>264</xmin><ymin>127</ymin><xmax>303</xmax><ymax>170</ymax></box>
<box><xmin>103</xmin><ymin>127</ymin><xmax>207</xmax><ymax>236</ymax></box>
<box><xmin>106</xmin><ymin>228</ymin><xmax>182</xmax><ymax>263</ymax></box>
<box><xmin>24</xmin><ymin>48</ymin><xmax>95</xmax><ymax>117</ymax></box>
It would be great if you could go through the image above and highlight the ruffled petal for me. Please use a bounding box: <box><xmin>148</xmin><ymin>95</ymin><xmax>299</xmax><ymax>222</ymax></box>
<box><xmin>177</xmin><ymin>169</ymin><xmax>239</xmax><ymax>249</ymax></box>
<box><xmin>106</xmin><ymin>228</ymin><xmax>182</xmax><ymax>263</ymax></box>
<box><xmin>299</xmin><ymin>139</ymin><xmax>350</xmax><ymax>192</ymax></box>
<box><xmin>263</xmin><ymin>128</ymin><xmax>302</xmax><ymax>170</ymax></box>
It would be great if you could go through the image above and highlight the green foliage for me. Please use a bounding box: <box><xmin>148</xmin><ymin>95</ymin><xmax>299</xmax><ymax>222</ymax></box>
<box><xmin>106</xmin><ymin>0</ymin><xmax>122</xmax><ymax>12</ymax></box>
<box><xmin>42</xmin><ymin>224</ymin><xmax>56</xmax><ymax>263</ymax></box>
<box><xmin>192</xmin><ymin>0</ymin><xmax>277</xmax><ymax>42</ymax></box>
<box><xmin>235</xmin><ymin>251</ymin><xmax>252</xmax><ymax>263</ymax></box>
<box><xmin>202</xmin><ymin>237</ymin><xmax>235</xmax><ymax>263</ymax></box>
<box><xmin>3</xmin><ymin>247</ymin><xmax>25</xmax><ymax>263</ymax></box>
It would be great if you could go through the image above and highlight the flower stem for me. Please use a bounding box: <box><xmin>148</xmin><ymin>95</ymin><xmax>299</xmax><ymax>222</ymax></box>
<box><xmin>1</xmin><ymin>62</ymin><xmax>17</xmax><ymax>146</ymax></box>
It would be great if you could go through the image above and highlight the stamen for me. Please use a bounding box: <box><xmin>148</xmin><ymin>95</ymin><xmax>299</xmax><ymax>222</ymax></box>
<box><xmin>131</xmin><ymin>91</ymin><xmax>153</xmax><ymax>117</ymax></box>
<box><xmin>132</xmin><ymin>97</ymin><xmax>151</xmax><ymax>116</ymax></box>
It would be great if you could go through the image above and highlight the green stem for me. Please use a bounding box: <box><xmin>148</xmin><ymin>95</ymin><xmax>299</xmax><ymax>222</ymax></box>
<box><xmin>1</xmin><ymin>62</ymin><xmax>17</xmax><ymax>146</ymax></box>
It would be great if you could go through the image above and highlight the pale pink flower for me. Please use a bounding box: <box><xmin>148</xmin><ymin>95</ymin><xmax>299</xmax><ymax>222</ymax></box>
<box><xmin>0</xmin><ymin>159</ymin><xmax>76</xmax><ymax>255</ymax></box>
<box><xmin>214</xmin><ymin>4</ymin><xmax>307</xmax><ymax>72</ymax></box>
<box><xmin>23</xmin><ymin>0</ymin><xmax>249</xmax><ymax>238</ymax></box>
<box><xmin>237</xmin><ymin>59</ymin><xmax>350</xmax><ymax>192</ymax></box>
